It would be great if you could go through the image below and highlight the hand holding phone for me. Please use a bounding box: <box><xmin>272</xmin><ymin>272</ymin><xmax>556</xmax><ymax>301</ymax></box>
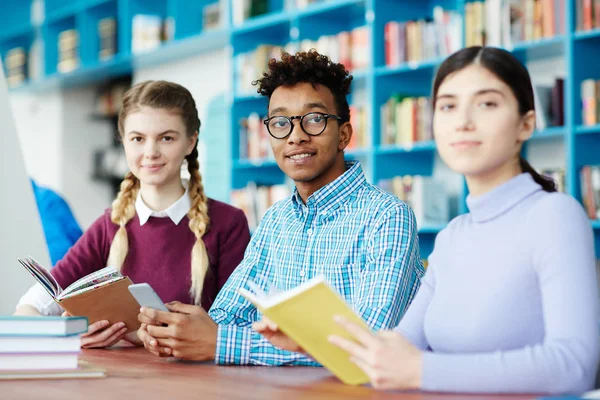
<box><xmin>128</xmin><ymin>283</ymin><xmax>169</xmax><ymax>312</ymax></box>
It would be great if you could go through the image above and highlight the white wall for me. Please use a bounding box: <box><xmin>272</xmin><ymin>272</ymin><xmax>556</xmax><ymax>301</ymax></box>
<box><xmin>61</xmin><ymin>86</ymin><xmax>115</xmax><ymax>227</ymax></box>
<box><xmin>133</xmin><ymin>49</ymin><xmax>230</xmax><ymax>178</ymax></box>
<box><xmin>10</xmin><ymin>91</ymin><xmax>63</xmax><ymax>190</ymax></box>
<box><xmin>0</xmin><ymin>68</ymin><xmax>51</xmax><ymax>314</ymax></box>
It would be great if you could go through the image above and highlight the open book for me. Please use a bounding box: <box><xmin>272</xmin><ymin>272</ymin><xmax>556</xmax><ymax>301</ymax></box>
<box><xmin>239</xmin><ymin>275</ymin><xmax>370</xmax><ymax>385</ymax></box>
<box><xmin>18</xmin><ymin>256</ymin><xmax>141</xmax><ymax>332</ymax></box>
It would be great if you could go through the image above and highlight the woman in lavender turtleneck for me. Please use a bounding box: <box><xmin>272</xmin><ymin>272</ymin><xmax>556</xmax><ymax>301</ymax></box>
<box><xmin>328</xmin><ymin>46</ymin><xmax>600</xmax><ymax>394</ymax></box>
<box><xmin>256</xmin><ymin>46</ymin><xmax>600</xmax><ymax>395</ymax></box>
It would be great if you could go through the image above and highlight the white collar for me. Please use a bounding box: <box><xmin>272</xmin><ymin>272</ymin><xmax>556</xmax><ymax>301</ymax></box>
<box><xmin>135</xmin><ymin>187</ymin><xmax>191</xmax><ymax>226</ymax></box>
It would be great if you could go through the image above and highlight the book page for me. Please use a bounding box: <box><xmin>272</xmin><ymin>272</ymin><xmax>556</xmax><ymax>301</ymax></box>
<box><xmin>17</xmin><ymin>257</ymin><xmax>61</xmax><ymax>298</ymax></box>
<box><xmin>59</xmin><ymin>266</ymin><xmax>122</xmax><ymax>299</ymax></box>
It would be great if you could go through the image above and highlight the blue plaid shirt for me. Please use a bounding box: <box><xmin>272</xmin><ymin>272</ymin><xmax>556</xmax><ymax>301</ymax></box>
<box><xmin>209</xmin><ymin>161</ymin><xmax>424</xmax><ymax>365</ymax></box>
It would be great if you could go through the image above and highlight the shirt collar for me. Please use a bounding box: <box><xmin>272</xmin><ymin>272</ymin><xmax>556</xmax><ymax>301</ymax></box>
<box><xmin>466</xmin><ymin>173</ymin><xmax>542</xmax><ymax>223</ymax></box>
<box><xmin>135</xmin><ymin>186</ymin><xmax>191</xmax><ymax>226</ymax></box>
<box><xmin>291</xmin><ymin>161</ymin><xmax>366</xmax><ymax>217</ymax></box>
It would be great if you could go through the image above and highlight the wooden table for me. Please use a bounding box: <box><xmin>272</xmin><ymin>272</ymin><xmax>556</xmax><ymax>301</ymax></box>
<box><xmin>2</xmin><ymin>346</ymin><xmax>544</xmax><ymax>400</ymax></box>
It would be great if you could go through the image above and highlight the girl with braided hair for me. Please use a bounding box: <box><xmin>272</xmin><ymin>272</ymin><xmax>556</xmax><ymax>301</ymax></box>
<box><xmin>15</xmin><ymin>80</ymin><xmax>250</xmax><ymax>349</ymax></box>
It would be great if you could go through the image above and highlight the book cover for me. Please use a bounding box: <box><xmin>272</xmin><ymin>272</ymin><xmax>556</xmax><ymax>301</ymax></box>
<box><xmin>239</xmin><ymin>276</ymin><xmax>370</xmax><ymax>386</ymax></box>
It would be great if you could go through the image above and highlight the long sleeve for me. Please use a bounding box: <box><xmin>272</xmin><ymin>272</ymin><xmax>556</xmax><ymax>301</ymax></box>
<box><xmin>421</xmin><ymin>195</ymin><xmax>600</xmax><ymax>394</ymax></box>
<box><xmin>216</xmin><ymin>208</ymin><xmax>250</xmax><ymax>290</ymax></box>
<box><xmin>209</xmin><ymin>211</ymin><xmax>317</xmax><ymax>366</ymax></box>
<box><xmin>355</xmin><ymin>204</ymin><xmax>424</xmax><ymax>330</ymax></box>
<box><xmin>17</xmin><ymin>212</ymin><xmax>110</xmax><ymax>315</ymax></box>
<box><xmin>394</xmin><ymin>262</ymin><xmax>436</xmax><ymax>350</ymax></box>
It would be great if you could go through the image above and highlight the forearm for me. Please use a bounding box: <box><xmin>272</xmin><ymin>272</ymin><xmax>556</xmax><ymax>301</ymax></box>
<box><xmin>421</xmin><ymin>342</ymin><xmax>596</xmax><ymax>394</ymax></box>
<box><xmin>215</xmin><ymin>324</ymin><xmax>319</xmax><ymax>366</ymax></box>
<box><xmin>14</xmin><ymin>304</ymin><xmax>42</xmax><ymax>316</ymax></box>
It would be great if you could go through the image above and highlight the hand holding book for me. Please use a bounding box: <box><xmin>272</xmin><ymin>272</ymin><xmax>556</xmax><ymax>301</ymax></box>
<box><xmin>18</xmin><ymin>256</ymin><xmax>141</xmax><ymax>333</ymax></box>
<box><xmin>252</xmin><ymin>316</ymin><xmax>305</xmax><ymax>354</ymax></box>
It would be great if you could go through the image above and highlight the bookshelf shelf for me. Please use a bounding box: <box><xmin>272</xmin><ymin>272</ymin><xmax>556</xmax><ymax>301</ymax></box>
<box><xmin>346</xmin><ymin>147</ymin><xmax>371</xmax><ymax>157</ymax></box>
<box><xmin>233</xmin><ymin>93</ymin><xmax>264</xmax><ymax>102</ymax></box>
<box><xmin>233</xmin><ymin>159</ymin><xmax>278</xmax><ymax>169</ymax></box>
<box><xmin>375</xmin><ymin>141</ymin><xmax>436</xmax><ymax>155</ymax></box>
<box><xmin>574</xmin><ymin>29</ymin><xmax>600</xmax><ymax>41</ymax></box>
<box><xmin>0</xmin><ymin>24</ymin><xmax>34</xmax><ymax>42</ymax></box>
<box><xmin>296</xmin><ymin>0</ymin><xmax>366</xmax><ymax>20</ymax></box>
<box><xmin>531</xmin><ymin>126</ymin><xmax>565</xmax><ymax>140</ymax></box>
<box><xmin>132</xmin><ymin>29</ymin><xmax>229</xmax><ymax>69</ymax></box>
<box><xmin>232</xmin><ymin>11</ymin><xmax>292</xmax><ymax>35</ymax></box>
<box><xmin>374</xmin><ymin>58</ymin><xmax>443</xmax><ymax>78</ymax></box>
<box><xmin>510</xmin><ymin>35</ymin><xmax>565</xmax><ymax>61</ymax></box>
<box><xmin>575</xmin><ymin>125</ymin><xmax>600</xmax><ymax>136</ymax></box>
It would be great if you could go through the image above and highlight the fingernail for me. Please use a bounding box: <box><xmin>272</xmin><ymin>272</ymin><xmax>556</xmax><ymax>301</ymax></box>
<box><xmin>149</xmin><ymin>339</ymin><xmax>156</xmax><ymax>346</ymax></box>
<box><xmin>102</xmin><ymin>320</ymin><xmax>110</xmax><ymax>326</ymax></box>
<box><xmin>163</xmin><ymin>348</ymin><xmax>172</xmax><ymax>354</ymax></box>
<box><xmin>118</xmin><ymin>322</ymin><xmax>126</xmax><ymax>328</ymax></box>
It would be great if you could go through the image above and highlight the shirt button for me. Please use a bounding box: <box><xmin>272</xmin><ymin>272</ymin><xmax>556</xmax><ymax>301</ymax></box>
<box><xmin>307</xmin><ymin>228</ymin><xmax>313</xmax><ymax>236</ymax></box>
<box><xmin>300</xmin><ymin>270</ymin><xmax>306</xmax><ymax>277</ymax></box>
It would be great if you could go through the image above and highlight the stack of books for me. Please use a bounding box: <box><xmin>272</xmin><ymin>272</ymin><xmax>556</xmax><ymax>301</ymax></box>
<box><xmin>0</xmin><ymin>316</ymin><xmax>105</xmax><ymax>380</ymax></box>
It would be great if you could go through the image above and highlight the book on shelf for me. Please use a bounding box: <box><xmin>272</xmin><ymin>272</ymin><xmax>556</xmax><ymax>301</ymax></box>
<box><xmin>379</xmin><ymin>175</ymin><xmax>449</xmax><ymax>228</ymax></box>
<box><xmin>233</xmin><ymin>0</ymin><xmax>269</xmax><ymax>26</ymax></box>
<box><xmin>532</xmin><ymin>78</ymin><xmax>564</xmax><ymax>131</ymax></box>
<box><xmin>581</xmin><ymin>78</ymin><xmax>600</xmax><ymax>127</ymax></box>
<box><xmin>239</xmin><ymin>275</ymin><xmax>370</xmax><ymax>385</ymax></box>
<box><xmin>576</xmin><ymin>0</ymin><xmax>600</xmax><ymax>31</ymax></box>
<box><xmin>98</xmin><ymin>17</ymin><xmax>117</xmax><ymax>61</ymax></box>
<box><xmin>239</xmin><ymin>112</ymin><xmax>272</xmax><ymax>161</ymax></box>
<box><xmin>57</xmin><ymin>29</ymin><xmax>80</xmax><ymax>73</ymax></box>
<box><xmin>131</xmin><ymin>14</ymin><xmax>163</xmax><ymax>54</ymax></box>
<box><xmin>380</xmin><ymin>95</ymin><xmax>433</xmax><ymax>147</ymax></box>
<box><xmin>17</xmin><ymin>257</ymin><xmax>141</xmax><ymax>332</ymax></box>
<box><xmin>465</xmin><ymin>0</ymin><xmax>564</xmax><ymax>48</ymax></box>
<box><xmin>231</xmin><ymin>183</ymin><xmax>291</xmax><ymax>231</ymax></box>
<box><xmin>5</xmin><ymin>47</ymin><xmax>27</xmax><ymax>88</ymax></box>
<box><xmin>384</xmin><ymin>6</ymin><xmax>462</xmax><ymax>67</ymax></box>
<box><xmin>580</xmin><ymin>165</ymin><xmax>600</xmax><ymax>219</ymax></box>
<box><xmin>297</xmin><ymin>26</ymin><xmax>370</xmax><ymax>72</ymax></box>
<box><xmin>348</xmin><ymin>105</ymin><xmax>368</xmax><ymax>150</ymax></box>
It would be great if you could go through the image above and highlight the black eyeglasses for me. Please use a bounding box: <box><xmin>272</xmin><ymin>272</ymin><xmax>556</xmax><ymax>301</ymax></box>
<box><xmin>263</xmin><ymin>112</ymin><xmax>343</xmax><ymax>139</ymax></box>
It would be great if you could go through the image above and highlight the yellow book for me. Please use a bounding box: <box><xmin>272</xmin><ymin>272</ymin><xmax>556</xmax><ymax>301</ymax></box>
<box><xmin>239</xmin><ymin>276</ymin><xmax>370</xmax><ymax>385</ymax></box>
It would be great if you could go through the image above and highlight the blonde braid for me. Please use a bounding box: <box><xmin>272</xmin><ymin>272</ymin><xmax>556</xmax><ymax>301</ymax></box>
<box><xmin>187</xmin><ymin>147</ymin><xmax>210</xmax><ymax>305</ymax></box>
<box><xmin>107</xmin><ymin>172</ymin><xmax>140</xmax><ymax>270</ymax></box>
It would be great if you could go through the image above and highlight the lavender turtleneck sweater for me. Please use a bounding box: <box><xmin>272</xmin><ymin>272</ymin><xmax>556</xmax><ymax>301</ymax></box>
<box><xmin>396</xmin><ymin>173</ymin><xmax>599</xmax><ymax>394</ymax></box>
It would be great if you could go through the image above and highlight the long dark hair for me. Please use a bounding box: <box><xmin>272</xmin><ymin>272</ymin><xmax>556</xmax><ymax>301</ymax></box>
<box><xmin>432</xmin><ymin>46</ymin><xmax>557</xmax><ymax>193</ymax></box>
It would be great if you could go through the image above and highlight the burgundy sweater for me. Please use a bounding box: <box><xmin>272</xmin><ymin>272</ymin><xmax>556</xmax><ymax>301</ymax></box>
<box><xmin>50</xmin><ymin>199</ymin><xmax>250</xmax><ymax>310</ymax></box>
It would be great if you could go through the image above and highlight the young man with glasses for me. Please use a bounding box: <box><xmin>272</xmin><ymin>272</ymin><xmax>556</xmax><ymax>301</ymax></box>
<box><xmin>137</xmin><ymin>50</ymin><xmax>424</xmax><ymax>366</ymax></box>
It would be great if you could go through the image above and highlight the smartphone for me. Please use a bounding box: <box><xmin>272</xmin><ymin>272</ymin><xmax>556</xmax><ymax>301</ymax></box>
<box><xmin>128</xmin><ymin>283</ymin><xmax>170</xmax><ymax>312</ymax></box>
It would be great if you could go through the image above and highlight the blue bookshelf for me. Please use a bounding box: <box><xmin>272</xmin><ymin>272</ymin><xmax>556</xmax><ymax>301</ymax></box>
<box><xmin>2</xmin><ymin>0</ymin><xmax>599</xmax><ymax>258</ymax></box>
<box><xmin>0</xmin><ymin>0</ymin><xmax>229</xmax><ymax>92</ymax></box>
<box><xmin>226</xmin><ymin>0</ymin><xmax>600</xmax><ymax>259</ymax></box>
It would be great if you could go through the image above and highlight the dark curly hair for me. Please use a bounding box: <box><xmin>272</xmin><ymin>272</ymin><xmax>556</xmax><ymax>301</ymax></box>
<box><xmin>253</xmin><ymin>50</ymin><xmax>353</xmax><ymax>123</ymax></box>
